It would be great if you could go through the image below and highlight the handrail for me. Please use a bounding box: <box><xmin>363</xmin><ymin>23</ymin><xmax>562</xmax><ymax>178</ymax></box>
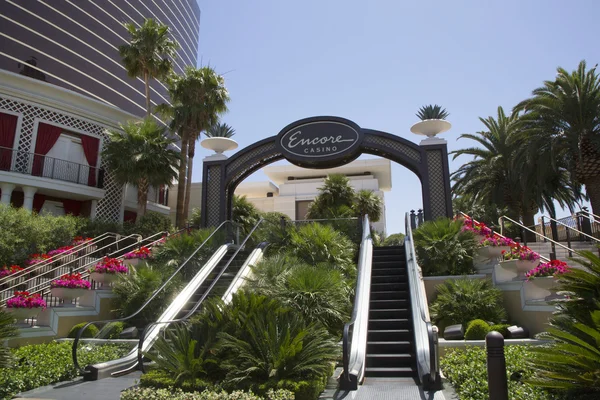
<box><xmin>499</xmin><ymin>215</ymin><xmax>575</xmax><ymax>261</ymax></box>
<box><xmin>136</xmin><ymin>218</ymin><xmax>268</xmax><ymax>373</ymax></box>
<box><xmin>341</xmin><ymin>215</ymin><xmax>372</xmax><ymax>390</ymax></box>
<box><xmin>0</xmin><ymin>232</ymin><xmax>119</xmax><ymax>285</ymax></box>
<box><xmin>0</xmin><ymin>233</ymin><xmax>143</xmax><ymax>307</ymax></box>
<box><xmin>405</xmin><ymin>212</ymin><xmax>439</xmax><ymax>389</ymax></box>
<box><xmin>72</xmin><ymin>220</ymin><xmax>235</xmax><ymax>374</ymax></box>
<box><xmin>538</xmin><ymin>214</ymin><xmax>600</xmax><ymax>244</ymax></box>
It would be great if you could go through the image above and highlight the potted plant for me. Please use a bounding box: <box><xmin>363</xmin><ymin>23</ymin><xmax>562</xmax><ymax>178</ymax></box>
<box><xmin>72</xmin><ymin>236</ymin><xmax>94</xmax><ymax>255</ymax></box>
<box><xmin>526</xmin><ymin>260</ymin><xmax>569</xmax><ymax>300</ymax></box>
<box><xmin>477</xmin><ymin>235</ymin><xmax>514</xmax><ymax>258</ymax></box>
<box><xmin>26</xmin><ymin>253</ymin><xmax>53</xmax><ymax>275</ymax></box>
<box><xmin>50</xmin><ymin>273</ymin><xmax>91</xmax><ymax>306</ymax></box>
<box><xmin>200</xmin><ymin>122</ymin><xmax>238</xmax><ymax>156</ymax></box>
<box><xmin>123</xmin><ymin>246</ymin><xmax>152</xmax><ymax>267</ymax></box>
<box><xmin>5</xmin><ymin>291</ymin><xmax>47</xmax><ymax>320</ymax></box>
<box><xmin>501</xmin><ymin>244</ymin><xmax>541</xmax><ymax>278</ymax></box>
<box><xmin>47</xmin><ymin>246</ymin><xmax>76</xmax><ymax>267</ymax></box>
<box><xmin>461</xmin><ymin>216</ymin><xmax>492</xmax><ymax>236</ymax></box>
<box><xmin>410</xmin><ymin>104</ymin><xmax>452</xmax><ymax>138</ymax></box>
<box><xmin>88</xmin><ymin>257</ymin><xmax>128</xmax><ymax>288</ymax></box>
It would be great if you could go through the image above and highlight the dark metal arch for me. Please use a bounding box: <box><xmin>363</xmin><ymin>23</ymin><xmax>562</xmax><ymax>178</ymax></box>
<box><xmin>201</xmin><ymin>117</ymin><xmax>452</xmax><ymax>227</ymax></box>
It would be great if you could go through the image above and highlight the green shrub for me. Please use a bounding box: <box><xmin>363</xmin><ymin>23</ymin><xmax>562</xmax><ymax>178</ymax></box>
<box><xmin>0</xmin><ymin>309</ymin><xmax>18</xmax><ymax>369</ymax></box>
<box><xmin>289</xmin><ymin>223</ymin><xmax>356</xmax><ymax>276</ymax></box>
<box><xmin>382</xmin><ymin>233</ymin><xmax>405</xmax><ymax>246</ymax></box>
<box><xmin>96</xmin><ymin>321</ymin><xmax>125</xmax><ymax>339</ymax></box>
<box><xmin>429</xmin><ymin>278</ymin><xmax>506</xmax><ymax>332</ymax></box>
<box><xmin>68</xmin><ymin>322</ymin><xmax>99</xmax><ymax>338</ymax></box>
<box><xmin>121</xmin><ymin>387</ymin><xmax>294</xmax><ymax>400</ymax></box>
<box><xmin>134</xmin><ymin>211</ymin><xmax>173</xmax><ymax>237</ymax></box>
<box><xmin>413</xmin><ymin>217</ymin><xmax>477</xmax><ymax>276</ymax></box>
<box><xmin>0</xmin><ymin>205</ymin><xmax>80</xmax><ymax>266</ymax></box>
<box><xmin>441</xmin><ymin>345</ymin><xmax>555</xmax><ymax>400</ymax></box>
<box><xmin>464</xmin><ymin>319</ymin><xmax>490</xmax><ymax>340</ymax></box>
<box><xmin>233</xmin><ymin>195</ymin><xmax>261</xmax><ymax>237</ymax></box>
<box><xmin>0</xmin><ymin>341</ymin><xmax>129</xmax><ymax>399</ymax></box>
<box><xmin>489</xmin><ymin>324</ymin><xmax>511</xmax><ymax>337</ymax></box>
<box><xmin>76</xmin><ymin>217</ymin><xmax>124</xmax><ymax>238</ymax></box>
<box><xmin>253</xmin><ymin>212</ymin><xmax>292</xmax><ymax>254</ymax></box>
<box><xmin>139</xmin><ymin>369</ymin><xmax>213</xmax><ymax>392</ymax></box>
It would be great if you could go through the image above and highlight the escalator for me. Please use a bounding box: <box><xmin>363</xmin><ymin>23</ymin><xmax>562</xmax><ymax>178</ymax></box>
<box><xmin>341</xmin><ymin>214</ymin><xmax>439</xmax><ymax>391</ymax></box>
<box><xmin>73</xmin><ymin>220</ymin><xmax>268</xmax><ymax>380</ymax></box>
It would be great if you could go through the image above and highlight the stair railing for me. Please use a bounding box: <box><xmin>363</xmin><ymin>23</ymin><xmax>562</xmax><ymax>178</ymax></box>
<box><xmin>499</xmin><ymin>215</ymin><xmax>577</xmax><ymax>261</ymax></box>
<box><xmin>405</xmin><ymin>212</ymin><xmax>440</xmax><ymax>389</ymax></box>
<box><xmin>73</xmin><ymin>220</ymin><xmax>238</xmax><ymax>377</ymax></box>
<box><xmin>135</xmin><ymin>218</ymin><xmax>268</xmax><ymax>374</ymax></box>
<box><xmin>538</xmin><ymin>214</ymin><xmax>600</xmax><ymax>256</ymax></box>
<box><xmin>341</xmin><ymin>214</ymin><xmax>373</xmax><ymax>390</ymax></box>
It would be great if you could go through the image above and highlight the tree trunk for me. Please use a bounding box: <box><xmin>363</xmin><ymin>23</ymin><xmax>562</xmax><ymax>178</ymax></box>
<box><xmin>136</xmin><ymin>178</ymin><xmax>149</xmax><ymax>223</ymax></box>
<box><xmin>584</xmin><ymin>174</ymin><xmax>600</xmax><ymax>217</ymax></box>
<box><xmin>521</xmin><ymin>206</ymin><xmax>537</xmax><ymax>243</ymax></box>
<box><xmin>144</xmin><ymin>72</ymin><xmax>151</xmax><ymax>118</ymax></box>
<box><xmin>175</xmin><ymin>135</ymin><xmax>189</xmax><ymax>228</ymax></box>
<box><xmin>183</xmin><ymin>139</ymin><xmax>195</xmax><ymax>223</ymax></box>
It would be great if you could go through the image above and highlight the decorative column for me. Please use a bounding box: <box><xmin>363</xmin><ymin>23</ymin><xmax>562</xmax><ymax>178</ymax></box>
<box><xmin>0</xmin><ymin>183</ymin><xmax>15</xmax><ymax>205</ymax></box>
<box><xmin>22</xmin><ymin>186</ymin><xmax>37</xmax><ymax>212</ymax></box>
<box><xmin>90</xmin><ymin>199</ymin><xmax>98</xmax><ymax>220</ymax></box>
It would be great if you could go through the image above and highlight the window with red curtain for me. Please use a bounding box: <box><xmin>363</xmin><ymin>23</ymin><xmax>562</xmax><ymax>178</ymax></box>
<box><xmin>32</xmin><ymin>194</ymin><xmax>46</xmax><ymax>213</ymax></box>
<box><xmin>32</xmin><ymin>123</ymin><xmax>63</xmax><ymax>176</ymax></box>
<box><xmin>80</xmin><ymin>135</ymin><xmax>99</xmax><ymax>187</ymax></box>
<box><xmin>0</xmin><ymin>112</ymin><xmax>18</xmax><ymax>171</ymax></box>
<box><xmin>62</xmin><ymin>199</ymin><xmax>82</xmax><ymax>216</ymax></box>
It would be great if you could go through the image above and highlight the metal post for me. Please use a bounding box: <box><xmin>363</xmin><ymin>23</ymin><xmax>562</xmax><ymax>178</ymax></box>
<box><xmin>280</xmin><ymin>215</ymin><xmax>287</xmax><ymax>232</ymax></box>
<box><xmin>417</xmin><ymin>209</ymin><xmax>424</xmax><ymax>227</ymax></box>
<box><xmin>541</xmin><ymin>216</ymin><xmax>547</xmax><ymax>242</ymax></box>
<box><xmin>565</xmin><ymin>227</ymin><xmax>572</xmax><ymax>257</ymax></box>
<box><xmin>550</xmin><ymin>220</ymin><xmax>558</xmax><ymax>260</ymax></box>
<box><xmin>521</xmin><ymin>224</ymin><xmax>527</xmax><ymax>247</ymax></box>
<box><xmin>500</xmin><ymin>217</ymin><xmax>505</xmax><ymax>236</ymax></box>
<box><xmin>486</xmin><ymin>331</ymin><xmax>508</xmax><ymax>400</ymax></box>
<box><xmin>410</xmin><ymin>210</ymin><xmax>416</xmax><ymax>230</ymax></box>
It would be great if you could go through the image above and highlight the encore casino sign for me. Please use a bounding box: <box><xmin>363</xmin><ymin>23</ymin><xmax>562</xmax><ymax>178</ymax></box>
<box><xmin>276</xmin><ymin>117</ymin><xmax>364</xmax><ymax>168</ymax></box>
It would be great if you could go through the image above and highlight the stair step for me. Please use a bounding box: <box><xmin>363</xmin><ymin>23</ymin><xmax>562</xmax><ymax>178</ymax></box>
<box><xmin>370</xmin><ymin>291</ymin><xmax>408</xmax><ymax>301</ymax></box>
<box><xmin>366</xmin><ymin>353</ymin><xmax>413</xmax><ymax>368</ymax></box>
<box><xmin>364</xmin><ymin>367</ymin><xmax>416</xmax><ymax>378</ymax></box>
<box><xmin>368</xmin><ymin>318</ymin><xmax>411</xmax><ymax>330</ymax></box>
<box><xmin>367</xmin><ymin>340</ymin><xmax>412</xmax><ymax>353</ymax></box>
<box><xmin>368</xmin><ymin>329</ymin><xmax>412</xmax><ymax>341</ymax></box>
<box><xmin>373</xmin><ymin>254</ymin><xmax>405</xmax><ymax>261</ymax></box>
<box><xmin>370</xmin><ymin>299</ymin><xmax>408</xmax><ymax>309</ymax></box>
<box><xmin>369</xmin><ymin>308</ymin><xmax>411</xmax><ymax>319</ymax></box>
<box><xmin>371</xmin><ymin>275</ymin><xmax>407</xmax><ymax>284</ymax></box>
<box><xmin>370</xmin><ymin>282</ymin><xmax>408</xmax><ymax>291</ymax></box>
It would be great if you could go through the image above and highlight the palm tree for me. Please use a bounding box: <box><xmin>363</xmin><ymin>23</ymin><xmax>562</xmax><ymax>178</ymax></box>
<box><xmin>515</xmin><ymin>61</ymin><xmax>600</xmax><ymax>215</ymax></box>
<box><xmin>159</xmin><ymin>67</ymin><xmax>229</xmax><ymax>228</ymax></box>
<box><xmin>103</xmin><ymin>118</ymin><xmax>180</xmax><ymax>222</ymax></box>
<box><xmin>353</xmin><ymin>190</ymin><xmax>383</xmax><ymax>222</ymax></box>
<box><xmin>119</xmin><ymin>18</ymin><xmax>179</xmax><ymax>117</ymax></box>
<box><xmin>306</xmin><ymin>174</ymin><xmax>356</xmax><ymax>220</ymax></box>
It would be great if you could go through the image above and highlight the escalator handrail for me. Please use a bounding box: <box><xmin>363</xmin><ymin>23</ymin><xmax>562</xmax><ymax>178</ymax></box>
<box><xmin>405</xmin><ymin>212</ymin><xmax>439</xmax><ymax>387</ymax></box>
<box><xmin>72</xmin><ymin>220</ymin><xmax>236</xmax><ymax>374</ymax></box>
<box><xmin>341</xmin><ymin>214</ymin><xmax>373</xmax><ymax>389</ymax></box>
<box><xmin>136</xmin><ymin>218</ymin><xmax>268</xmax><ymax>372</ymax></box>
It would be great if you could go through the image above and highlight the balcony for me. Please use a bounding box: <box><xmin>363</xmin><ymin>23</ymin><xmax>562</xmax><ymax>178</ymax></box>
<box><xmin>0</xmin><ymin>146</ymin><xmax>103</xmax><ymax>188</ymax></box>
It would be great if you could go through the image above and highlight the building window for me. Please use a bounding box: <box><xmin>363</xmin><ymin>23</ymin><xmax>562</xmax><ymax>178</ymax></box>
<box><xmin>295</xmin><ymin>200</ymin><xmax>313</xmax><ymax>220</ymax></box>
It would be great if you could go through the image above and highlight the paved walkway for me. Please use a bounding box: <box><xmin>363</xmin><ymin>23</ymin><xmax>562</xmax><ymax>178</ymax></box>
<box><xmin>15</xmin><ymin>372</ymin><xmax>142</xmax><ymax>400</ymax></box>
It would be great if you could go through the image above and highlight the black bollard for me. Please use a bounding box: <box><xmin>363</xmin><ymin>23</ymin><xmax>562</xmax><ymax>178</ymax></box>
<box><xmin>486</xmin><ymin>331</ymin><xmax>508</xmax><ymax>400</ymax></box>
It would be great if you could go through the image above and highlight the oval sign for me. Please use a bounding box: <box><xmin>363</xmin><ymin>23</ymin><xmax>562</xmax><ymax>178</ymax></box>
<box><xmin>277</xmin><ymin>119</ymin><xmax>363</xmax><ymax>168</ymax></box>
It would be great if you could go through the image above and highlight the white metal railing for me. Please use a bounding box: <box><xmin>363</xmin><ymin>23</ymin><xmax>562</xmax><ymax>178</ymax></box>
<box><xmin>341</xmin><ymin>215</ymin><xmax>373</xmax><ymax>390</ymax></box>
<box><xmin>405</xmin><ymin>212</ymin><xmax>439</xmax><ymax>388</ymax></box>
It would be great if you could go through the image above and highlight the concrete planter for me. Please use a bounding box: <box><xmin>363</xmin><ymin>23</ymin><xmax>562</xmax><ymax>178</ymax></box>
<box><xmin>124</xmin><ymin>258</ymin><xmax>141</xmax><ymax>268</ymax></box>
<box><xmin>200</xmin><ymin>137</ymin><xmax>238</xmax><ymax>154</ymax></box>
<box><xmin>50</xmin><ymin>287</ymin><xmax>89</xmax><ymax>306</ymax></box>
<box><xmin>90</xmin><ymin>272</ymin><xmax>122</xmax><ymax>288</ymax></box>
<box><xmin>6</xmin><ymin>307</ymin><xmax>42</xmax><ymax>320</ymax></box>
<box><xmin>410</xmin><ymin>119</ymin><xmax>452</xmax><ymax>137</ymax></box>
<box><xmin>477</xmin><ymin>245</ymin><xmax>511</xmax><ymax>259</ymax></box>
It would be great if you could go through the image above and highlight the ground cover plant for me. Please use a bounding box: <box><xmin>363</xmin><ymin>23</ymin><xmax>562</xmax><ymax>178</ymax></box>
<box><xmin>121</xmin><ymin>387</ymin><xmax>294</xmax><ymax>400</ymax></box>
<box><xmin>0</xmin><ymin>341</ymin><xmax>130</xmax><ymax>400</ymax></box>
<box><xmin>441</xmin><ymin>345</ymin><xmax>558</xmax><ymax>400</ymax></box>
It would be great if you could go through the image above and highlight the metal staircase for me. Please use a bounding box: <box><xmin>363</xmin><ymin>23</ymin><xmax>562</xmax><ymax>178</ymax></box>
<box><xmin>366</xmin><ymin>245</ymin><xmax>416</xmax><ymax>378</ymax></box>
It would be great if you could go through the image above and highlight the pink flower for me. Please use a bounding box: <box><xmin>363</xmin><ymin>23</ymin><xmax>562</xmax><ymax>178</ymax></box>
<box><xmin>526</xmin><ymin>260</ymin><xmax>570</xmax><ymax>280</ymax></box>
<box><xmin>50</xmin><ymin>273</ymin><xmax>91</xmax><ymax>289</ymax></box>
<box><xmin>6</xmin><ymin>291</ymin><xmax>47</xmax><ymax>309</ymax></box>
<box><xmin>88</xmin><ymin>257</ymin><xmax>128</xmax><ymax>274</ymax></box>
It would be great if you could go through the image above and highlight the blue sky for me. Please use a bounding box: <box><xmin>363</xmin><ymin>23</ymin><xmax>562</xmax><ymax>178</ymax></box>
<box><xmin>194</xmin><ymin>0</ymin><xmax>598</xmax><ymax>234</ymax></box>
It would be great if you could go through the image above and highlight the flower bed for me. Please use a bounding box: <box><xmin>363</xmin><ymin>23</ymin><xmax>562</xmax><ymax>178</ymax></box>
<box><xmin>72</xmin><ymin>236</ymin><xmax>93</xmax><ymax>246</ymax></box>
<box><xmin>479</xmin><ymin>235</ymin><xmax>514</xmax><ymax>247</ymax></box>
<box><xmin>88</xmin><ymin>257</ymin><xmax>128</xmax><ymax>274</ymax></box>
<box><xmin>123</xmin><ymin>246</ymin><xmax>152</xmax><ymax>260</ymax></box>
<box><xmin>503</xmin><ymin>244</ymin><xmax>540</xmax><ymax>262</ymax></box>
<box><xmin>47</xmin><ymin>246</ymin><xmax>75</xmax><ymax>257</ymax></box>
<box><xmin>6</xmin><ymin>291</ymin><xmax>46</xmax><ymax>309</ymax></box>
<box><xmin>26</xmin><ymin>253</ymin><xmax>51</xmax><ymax>266</ymax></box>
<box><xmin>461</xmin><ymin>216</ymin><xmax>492</xmax><ymax>236</ymax></box>
<box><xmin>526</xmin><ymin>260</ymin><xmax>570</xmax><ymax>280</ymax></box>
<box><xmin>50</xmin><ymin>273</ymin><xmax>91</xmax><ymax>289</ymax></box>
<box><xmin>0</xmin><ymin>265</ymin><xmax>24</xmax><ymax>279</ymax></box>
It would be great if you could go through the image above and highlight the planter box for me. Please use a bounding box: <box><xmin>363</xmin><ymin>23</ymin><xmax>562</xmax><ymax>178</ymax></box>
<box><xmin>124</xmin><ymin>258</ymin><xmax>142</xmax><ymax>267</ymax></box>
<box><xmin>523</xmin><ymin>276</ymin><xmax>561</xmax><ymax>302</ymax></box>
<box><xmin>516</xmin><ymin>259</ymin><xmax>540</xmax><ymax>277</ymax></box>
<box><xmin>477</xmin><ymin>246</ymin><xmax>511</xmax><ymax>259</ymax></box>
<box><xmin>5</xmin><ymin>307</ymin><xmax>42</xmax><ymax>320</ymax></box>
<box><xmin>50</xmin><ymin>287</ymin><xmax>90</xmax><ymax>306</ymax></box>
<box><xmin>90</xmin><ymin>272</ymin><xmax>122</xmax><ymax>288</ymax></box>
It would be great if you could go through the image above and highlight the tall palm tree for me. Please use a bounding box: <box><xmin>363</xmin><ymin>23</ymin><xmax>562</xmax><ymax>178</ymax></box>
<box><xmin>452</xmin><ymin>106</ymin><xmax>581</xmax><ymax>229</ymax></box>
<box><xmin>119</xmin><ymin>18</ymin><xmax>179</xmax><ymax>117</ymax></box>
<box><xmin>103</xmin><ymin>118</ymin><xmax>180</xmax><ymax>222</ymax></box>
<box><xmin>515</xmin><ymin>60</ymin><xmax>600</xmax><ymax>215</ymax></box>
<box><xmin>353</xmin><ymin>189</ymin><xmax>383</xmax><ymax>222</ymax></box>
<box><xmin>159</xmin><ymin>67</ymin><xmax>229</xmax><ymax>227</ymax></box>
